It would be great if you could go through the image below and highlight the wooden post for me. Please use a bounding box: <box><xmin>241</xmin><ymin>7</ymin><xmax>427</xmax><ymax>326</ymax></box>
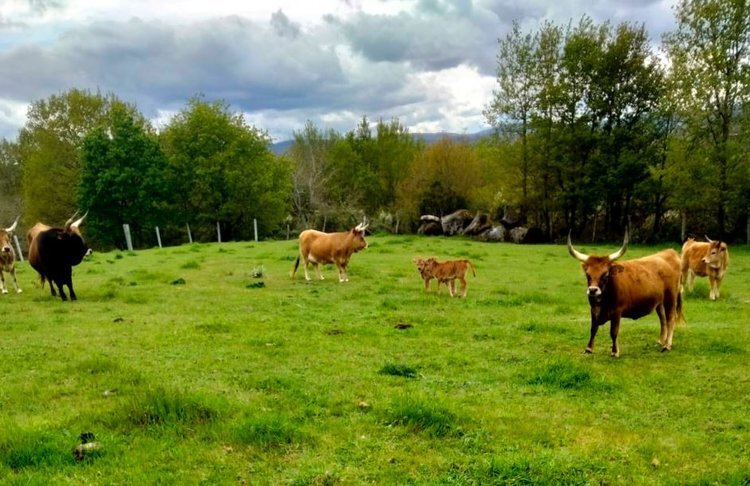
<box><xmin>186</xmin><ymin>223</ymin><xmax>193</xmax><ymax>243</ymax></box>
<box><xmin>13</xmin><ymin>235</ymin><xmax>23</xmax><ymax>262</ymax></box>
<box><xmin>216</xmin><ymin>221</ymin><xmax>222</xmax><ymax>243</ymax></box>
<box><xmin>155</xmin><ymin>226</ymin><xmax>162</xmax><ymax>249</ymax></box>
<box><xmin>123</xmin><ymin>224</ymin><xmax>133</xmax><ymax>251</ymax></box>
<box><xmin>253</xmin><ymin>218</ymin><xmax>258</xmax><ymax>242</ymax></box>
<box><xmin>681</xmin><ymin>211</ymin><xmax>686</xmax><ymax>242</ymax></box>
<box><xmin>286</xmin><ymin>224</ymin><xmax>290</xmax><ymax>240</ymax></box>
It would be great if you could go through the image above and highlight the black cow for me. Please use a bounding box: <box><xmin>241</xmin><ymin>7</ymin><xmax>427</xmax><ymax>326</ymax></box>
<box><xmin>28</xmin><ymin>213</ymin><xmax>90</xmax><ymax>301</ymax></box>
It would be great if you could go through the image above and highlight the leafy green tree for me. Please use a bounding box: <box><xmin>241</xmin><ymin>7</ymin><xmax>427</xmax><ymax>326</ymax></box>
<box><xmin>664</xmin><ymin>0</ymin><xmax>750</xmax><ymax>237</ymax></box>
<box><xmin>160</xmin><ymin>97</ymin><xmax>291</xmax><ymax>241</ymax></box>
<box><xmin>78</xmin><ymin>104</ymin><xmax>172</xmax><ymax>249</ymax></box>
<box><xmin>18</xmin><ymin>88</ymin><xmax>139</xmax><ymax>227</ymax></box>
<box><xmin>0</xmin><ymin>139</ymin><xmax>22</xmax><ymax>224</ymax></box>
<box><xmin>485</xmin><ymin>20</ymin><xmax>538</xmax><ymax>212</ymax></box>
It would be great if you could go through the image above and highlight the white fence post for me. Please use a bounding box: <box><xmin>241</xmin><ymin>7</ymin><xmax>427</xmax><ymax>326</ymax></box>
<box><xmin>286</xmin><ymin>224</ymin><xmax>290</xmax><ymax>240</ymax></box>
<box><xmin>123</xmin><ymin>224</ymin><xmax>133</xmax><ymax>251</ymax></box>
<box><xmin>13</xmin><ymin>235</ymin><xmax>23</xmax><ymax>261</ymax></box>
<box><xmin>186</xmin><ymin>223</ymin><xmax>193</xmax><ymax>243</ymax></box>
<box><xmin>216</xmin><ymin>221</ymin><xmax>222</xmax><ymax>243</ymax></box>
<box><xmin>155</xmin><ymin>226</ymin><xmax>162</xmax><ymax>249</ymax></box>
<box><xmin>253</xmin><ymin>218</ymin><xmax>258</xmax><ymax>242</ymax></box>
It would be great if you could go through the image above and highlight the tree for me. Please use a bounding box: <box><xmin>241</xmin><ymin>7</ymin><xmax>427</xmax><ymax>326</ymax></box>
<box><xmin>160</xmin><ymin>97</ymin><xmax>291</xmax><ymax>241</ymax></box>
<box><xmin>664</xmin><ymin>0</ymin><xmax>750</xmax><ymax>237</ymax></box>
<box><xmin>0</xmin><ymin>139</ymin><xmax>22</xmax><ymax>225</ymax></box>
<box><xmin>78</xmin><ymin>104</ymin><xmax>172</xmax><ymax>249</ymax></box>
<box><xmin>485</xmin><ymin>21</ymin><xmax>538</xmax><ymax>213</ymax></box>
<box><xmin>18</xmin><ymin>88</ymin><xmax>139</xmax><ymax>227</ymax></box>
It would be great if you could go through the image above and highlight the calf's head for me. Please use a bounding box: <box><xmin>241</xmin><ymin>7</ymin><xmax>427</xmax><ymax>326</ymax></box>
<box><xmin>568</xmin><ymin>231</ymin><xmax>628</xmax><ymax>304</ymax></box>
<box><xmin>1</xmin><ymin>217</ymin><xmax>19</xmax><ymax>254</ymax></box>
<box><xmin>703</xmin><ymin>237</ymin><xmax>727</xmax><ymax>269</ymax></box>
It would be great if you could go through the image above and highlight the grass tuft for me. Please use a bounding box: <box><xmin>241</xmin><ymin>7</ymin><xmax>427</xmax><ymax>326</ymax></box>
<box><xmin>378</xmin><ymin>362</ymin><xmax>418</xmax><ymax>378</ymax></box>
<box><xmin>0</xmin><ymin>427</ymin><xmax>74</xmax><ymax>470</ymax></box>
<box><xmin>116</xmin><ymin>387</ymin><xmax>223</xmax><ymax>430</ymax></box>
<box><xmin>385</xmin><ymin>395</ymin><xmax>461</xmax><ymax>437</ymax></box>
<box><xmin>527</xmin><ymin>360</ymin><xmax>595</xmax><ymax>390</ymax></box>
<box><xmin>231</xmin><ymin>413</ymin><xmax>305</xmax><ymax>448</ymax></box>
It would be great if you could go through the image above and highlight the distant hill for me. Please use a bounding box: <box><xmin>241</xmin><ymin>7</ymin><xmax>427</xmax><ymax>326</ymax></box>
<box><xmin>269</xmin><ymin>128</ymin><xmax>494</xmax><ymax>155</ymax></box>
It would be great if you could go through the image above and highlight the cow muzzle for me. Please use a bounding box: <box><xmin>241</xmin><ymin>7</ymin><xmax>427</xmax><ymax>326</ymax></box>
<box><xmin>587</xmin><ymin>286</ymin><xmax>602</xmax><ymax>298</ymax></box>
<box><xmin>1</xmin><ymin>246</ymin><xmax>11</xmax><ymax>253</ymax></box>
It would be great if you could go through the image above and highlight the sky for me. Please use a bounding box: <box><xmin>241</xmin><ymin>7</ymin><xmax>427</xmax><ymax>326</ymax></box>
<box><xmin>0</xmin><ymin>0</ymin><xmax>677</xmax><ymax>143</ymax></box>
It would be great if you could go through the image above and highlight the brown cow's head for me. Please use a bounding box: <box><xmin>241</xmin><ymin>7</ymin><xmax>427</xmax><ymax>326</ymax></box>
<box><xmin>413</xmin><ymin>257</ymin><xmax>437</xmax><ymax>277</ymax></box>
<box><xmin>568</xmin><ymin>230</ymin><xmax>628</xmax><ymax>304</ymax></box>
<box><xmin>703</xmin><ymin>236</ymin><xmax>728</xmax><ymax>269</ymax></box>
<box><xmin>1</xmin><ymin>217</ymin><xmax>19</xmax><ymax>254</ymax></box>
<box><xmin>350</xmin><ymin>222</ymin><xmax>369</xmax><ymax>252</ymax></box>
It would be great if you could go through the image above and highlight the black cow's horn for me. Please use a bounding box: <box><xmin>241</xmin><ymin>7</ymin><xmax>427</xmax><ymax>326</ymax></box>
<box><xmin>65</xmin><ymin>211</ymin><xmax>80</xmax><ymax>229</ymax></box>
<box><xmin>71</xmin><ymin>211</ymin><xmax>88</xmax><ymax>229</ymax></box>
<box><xmin>567</xmin><ymin>231</ymin><xmax>589</xmax><ymax>262</ymax></box>
<box><xmin>607</xmin><ymin>229</ymin><xmax>628</xmax><ymax>261</ymax></box>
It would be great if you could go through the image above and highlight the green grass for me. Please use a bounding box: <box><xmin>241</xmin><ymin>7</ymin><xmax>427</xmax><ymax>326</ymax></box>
<box><xmin>1</xmin><ymin>235</ymin><xmax>749</xmax><ymax>483</ymax></box>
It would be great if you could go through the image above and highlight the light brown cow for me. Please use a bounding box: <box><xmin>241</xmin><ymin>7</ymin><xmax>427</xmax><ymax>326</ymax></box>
<box><xmin>568</xmin><ymin>230</ymin><xmax>683</xmax><ymax>357</ymax></box>
<box><xmin>0</xmin><ymin>216</ymin><xmax>22</xmax><ymax>294</ymax></box>
<box><xmin>681</xmin><ymin>237</ymin><xmax>729</xmax><ymax>300</ymax></box>
<box><xmin>291</xmin><ymin>222</ymin><xmax>369</xmax><ymax>282</ymax></box>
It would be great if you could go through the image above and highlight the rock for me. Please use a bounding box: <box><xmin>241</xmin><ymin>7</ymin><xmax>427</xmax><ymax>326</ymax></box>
<box><xmin>441</xmin><ymin>209</ymin><xmax>474</xmax><ymax>235</ymax></box>
<box><xmin>462</xmin><ymin>212</ymin><xmax>493</xmax><ymax>236</ymax></box>
<box><xmin>509</xmin><ymin>227</ymin><xmax>529</xmax><ymax>244</ymax></box>
<box><xmin>417</xmin><ymin>221</ymin><xmax>443</xmax><ymax>236</ymax></box>
<box><xmin>477</xmin><ymin>225</ymin><xmax>506</xmax><ymax>242</ymax></box>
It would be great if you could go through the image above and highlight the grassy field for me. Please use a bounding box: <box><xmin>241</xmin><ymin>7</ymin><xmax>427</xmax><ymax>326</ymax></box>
<box><xmin>0</xmin><ymin>234</ymin><xmax>748</xmax><ymax>484</ymax></box>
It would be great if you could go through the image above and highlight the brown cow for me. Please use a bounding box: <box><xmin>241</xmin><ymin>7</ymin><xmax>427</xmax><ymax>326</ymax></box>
<box><xmin>291</xmin><ymin>222</ymin><xmax>369</xmax><ymax>282</ymax></box>
<box><xmin>0</xmin><ymin>216</ymin><xmax>22</xmax><ymax>294</ymax></box>
<box><xmin>681</xmin><ymin>237</ymin><xmax>729</xmax><ymax>300</ymax></box>
<box><xmin>568</xmin><ymin>230</ymin><xmax>683</xmax><ymax>357</ymax></box>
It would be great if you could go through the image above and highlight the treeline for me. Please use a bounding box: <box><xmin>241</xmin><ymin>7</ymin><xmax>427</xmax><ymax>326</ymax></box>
<box><xmin>0</xmin><ymin>0</ymin><xmax>748</xmax><ymax>247</ymax></box>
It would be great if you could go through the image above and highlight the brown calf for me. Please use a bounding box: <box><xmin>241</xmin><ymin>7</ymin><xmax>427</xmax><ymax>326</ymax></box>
<box><xmin>291</xmin><ymin>222</ymin><xmax>369</xmax><ymax>282</ymax></box>
<box><xmin>681</xmin><ymin>237</ymin><xmax>729</xmax><ymax>300</ymax></box>
<box><xmin>568</xmin><ymin>231</ymin><xmax>683</xmax><ymax>357</ymax></box>
<box><xmin>413</xmin><ymin>257</ymin><xmax>476</xmax><ymax>297</ymax></box>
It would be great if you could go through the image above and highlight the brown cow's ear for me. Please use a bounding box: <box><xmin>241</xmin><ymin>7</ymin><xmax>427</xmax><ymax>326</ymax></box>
<box><xmin>609</xmin><ymin>264</ymin><xmax>624</xmax><ymax>275</ymax></box>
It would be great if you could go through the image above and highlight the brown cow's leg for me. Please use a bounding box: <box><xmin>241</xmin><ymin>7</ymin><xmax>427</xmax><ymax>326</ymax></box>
<box><xmin>459</xmin><ymin>276</ymin><xmax>468</xmax><ymax>297</ymax></box>
<box><xmin>656</xmin><ymin>304</ymin><xmax>667</xmax><ymax>347</ymax></box>
<box><xmin>708</xmin><ymin>274</ymin><xmax>717</xmax><ymax>300</ymax></box>
<box><xmin>423</xmin><ymin>278</ymin><xmax>430</xmax><ymax>291</ymax></box>
<box><xmin>314</xmin><ymin>263</ymin><xmax>324</xmax><ymax>280</ymax></box>
<box><xmin>609</xmin><ymin>316</ymin><xmax>621</xmax><ymax>358</ymax></box>
<box><xmin>303</xmin><ymin>258</ymin><xmax>311</xmax><ymax>281</ymax></box>
<box><xmin>585</xmin><ymin>314</ymin><xmax>600</xmax><ymax>354</ymax></box>
<box><xmin>9</xmin><ymin>268</ymin><xmax>21</xmax><ymax>293</ymax></box>
<box><xmin>715</xmin><ymin>275</ymin><xmax>722</xmax><ymax>299</ymax></box>
<box><xmin>448</xmin><ymin>280</ymin><xmax>455</xmax><ymax>297</ymax></box>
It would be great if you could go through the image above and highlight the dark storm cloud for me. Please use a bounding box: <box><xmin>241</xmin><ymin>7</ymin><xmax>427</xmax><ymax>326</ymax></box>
<box><xmin>328</xmin><ymin>0</ymin><xmax>503</xmax><ymax>76</ymax></box>
<box><xmin>0</xmin><ymin>14</ymin><xmax>421</xmax><ymax>125</ymax></box>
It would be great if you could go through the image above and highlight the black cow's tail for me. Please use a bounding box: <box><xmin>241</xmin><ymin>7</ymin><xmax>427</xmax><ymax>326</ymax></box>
<box><xmin>291</xmin><ymin>255</ymin><xmax>300</xmax><ymax>279</ymax></box>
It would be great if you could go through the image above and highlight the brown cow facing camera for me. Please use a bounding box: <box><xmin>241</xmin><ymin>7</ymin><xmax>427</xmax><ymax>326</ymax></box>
<box><xmin>0</xmin><ymin>216</ymin><xmax>22</xmax><ymax>294</ymax></box>
<box><xmin>291</xmin><ymin>222</ymin><xmax>369</xmax><ymax>282</ymax></box>
<box><xmin>568</xmin><ymin>230</ymin><xmax>683</xmax><ymax>357</ymax></box>
<box><xmin>681</xmin><ymin>237</ymin><xmax>729</xmax><ymax>300</ymax></box>
<box><xmin>413</xmin><ymin>257</ymin><xmax>476</xmax><ymax>298</ymax></box>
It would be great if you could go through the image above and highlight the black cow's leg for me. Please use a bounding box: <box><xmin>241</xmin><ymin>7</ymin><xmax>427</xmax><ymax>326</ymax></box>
<box><xmin>609</xmin><ymin>316</ymin><xmax>621</xmax><ymax>358</ymax></box>
<box><xmin>56</xmin><ymin>280</ymin><xmax>68</xmax><ymax>301</ymax></box>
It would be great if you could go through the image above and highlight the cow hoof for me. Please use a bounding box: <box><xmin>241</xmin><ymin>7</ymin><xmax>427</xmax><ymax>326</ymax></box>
<box><xmin>16</xmin><ymin>289</ymin><xmax>22</xmax><ymax>293</ymax></box>
<box><xmin>610</xmin><ymin>352</ymin><xmax>620</xmax><ymax>358</ymax></box>
<box><xmin>1</xmin><ymin>290</ymin><xmax>7</xmax><ymax>295</ymax></box>
<box><xmin>660</xmin><ymin>346</ymin><xmax>671</xmax><ymax>353</ymax></box>
<box><xmin>583</xmin><ymin>348</ymin><xmax>593</xmax><ymax>355</ymax></box>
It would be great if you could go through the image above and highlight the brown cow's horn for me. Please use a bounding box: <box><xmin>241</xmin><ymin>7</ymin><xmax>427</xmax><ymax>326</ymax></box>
<box><xmin>567</xmin><ymin>231</ymin><xmax>589</xmax><ymax>262</ymax></box>
<box><xmin>6</xmin><ymin>215</ymin><xmax>19</xmax><ymax>233</ymax></box>
<box><xmin>704</xmin><ymin>235</ymin><xmax>713</xmax><ymax>243</ymax></box>
<box><xmin>71</xmin><ymin>211</ymin><xmax>88</xmax><ymax>229</ymax></box>
<box><xmin>607</xmin><ymin>229</ymin><xmax>628</xmax><ymax>261</ymax></box>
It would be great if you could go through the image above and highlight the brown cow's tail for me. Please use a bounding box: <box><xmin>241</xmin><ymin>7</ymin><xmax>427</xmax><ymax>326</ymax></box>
<box><xmin>468</xmin><ymin>260</ymin><xmax>476</xmax><ymax>277</ymax></box>
<box><xmin>291</xmin><ymin>255</ymin><xmax>300</xmax><ymax>279</ymax></box>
